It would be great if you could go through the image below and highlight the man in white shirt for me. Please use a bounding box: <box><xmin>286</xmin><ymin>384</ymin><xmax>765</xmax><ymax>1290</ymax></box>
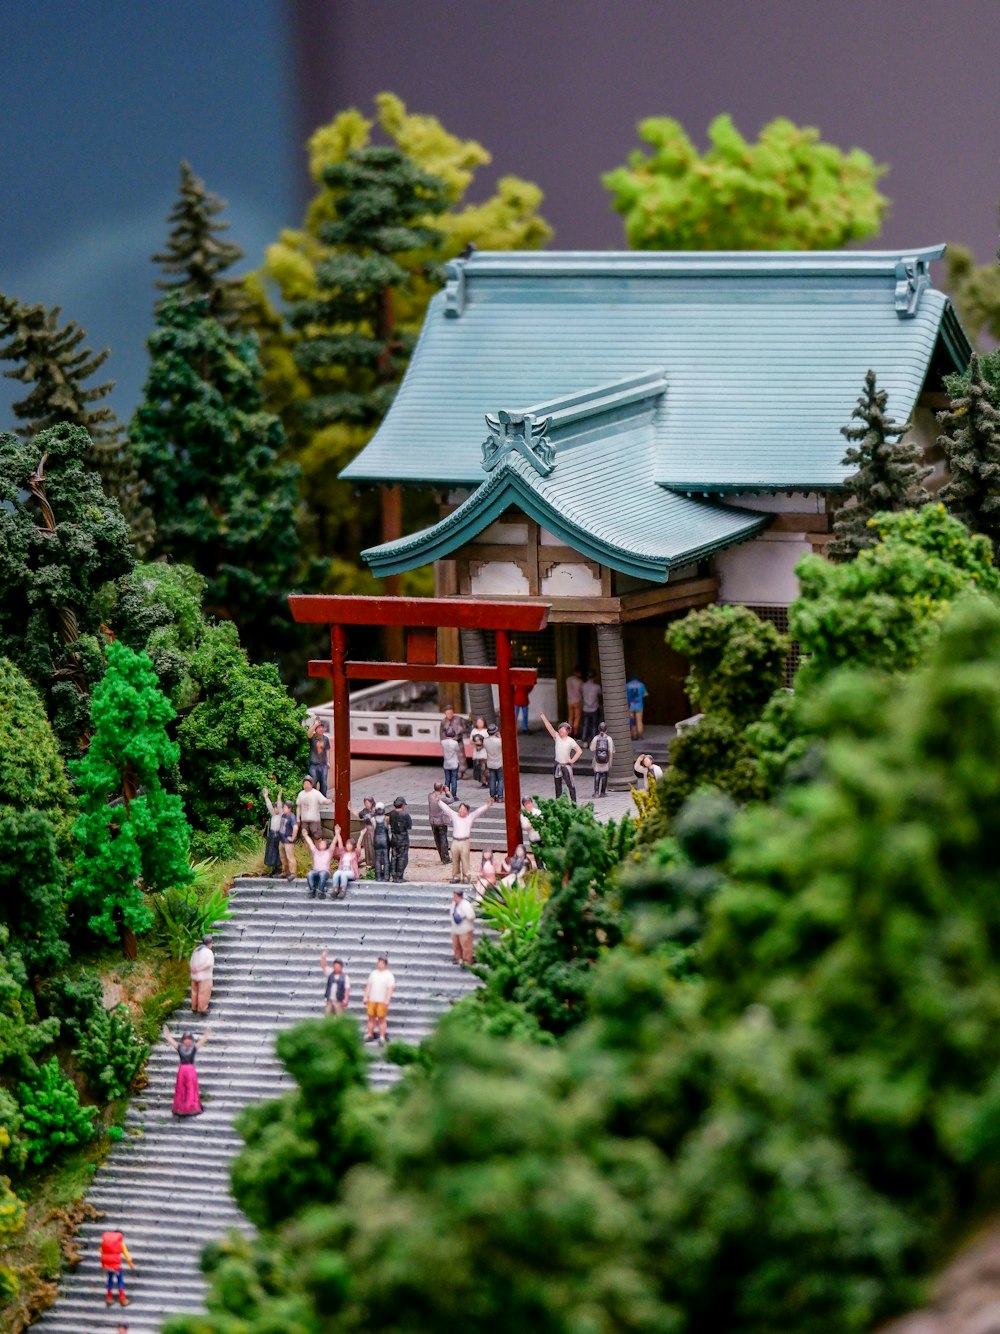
<box><xmin>449</xmin><ymin>889</ymin><xmax>476</xmax><ymax>965</ymax></box>
<box><xmin>438</xmin><ymin>798</ymin><xmax>494</xmax><ymax>883</ymax></box>
<box><xmin>320</xmin><ymin>950</ymin><xmax>351</xmax><ymax>1016</ymax></box>
<box><xmin>189</xmin><ymin>936</ymin><xmax>214</xmax><ymax>1015</ymax></box>
<box><xmin>539</xmin><ymin>712</ymin><xmax>584</xmax><ymax>804</ymax></box>
<box><xmin>295</xmin><ymin>775</ymin><xmax>324</xmax><ymax>841</ymax></box>
<box><xmin>363</xmin><ymin>955</ymin><xmax>396</xmax><ymax>1047</ymax></box>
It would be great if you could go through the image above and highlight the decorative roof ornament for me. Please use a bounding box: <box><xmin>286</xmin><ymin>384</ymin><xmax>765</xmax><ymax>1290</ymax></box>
<box><xmin>482</xmin><ymin>410</ymin><xmax>555</xmax><ymax>476</ymax></box>
<box><xmin>894</xmin><ymin>255</ymin><xmax>931</xmax><ymax>318</ymax></box>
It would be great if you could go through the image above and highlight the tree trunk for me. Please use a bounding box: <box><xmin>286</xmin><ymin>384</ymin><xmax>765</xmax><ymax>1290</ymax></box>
<box><xmin>121</xmin><ymin>924</ymin><xmax>138</xmax><ymax>960</ymax></box>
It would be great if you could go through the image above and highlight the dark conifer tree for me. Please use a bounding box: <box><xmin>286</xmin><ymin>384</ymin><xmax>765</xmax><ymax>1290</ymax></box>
<box><xmin>131</xmin><ymin>293</ymin><xmax>300</xmax><ymax>661</ymax></box>
<box><xmin>828</xmin><ymin>368</ymin><xmax>929</xmax><ymax>561</ymax></box>
<box><xmin>0</xmin><ymin>293</ymin><xmax>154</xmax><ymax>553</ymax></box>
<box><xmin>938</xmin><ymin>352</ymin><xmax>1000</xmax><ymax>557</ymax></box>
<box><xmin>153</xmin><ymin>161</ymin><xmax>247</xmax><ymax>329</ymax></box>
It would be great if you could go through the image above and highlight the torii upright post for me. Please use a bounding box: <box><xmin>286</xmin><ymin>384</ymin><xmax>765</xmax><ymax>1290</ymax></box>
<box><xmin>288</xmin><ymin>595</ymin><xmax>551</xmax><ymax>855</ymax></box>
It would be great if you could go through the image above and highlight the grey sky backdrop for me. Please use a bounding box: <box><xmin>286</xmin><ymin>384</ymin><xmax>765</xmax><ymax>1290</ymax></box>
<box><xmin>4</xmin><ymin>0</ymin><xmax>1000</xmax><ymax>424</ymax></box>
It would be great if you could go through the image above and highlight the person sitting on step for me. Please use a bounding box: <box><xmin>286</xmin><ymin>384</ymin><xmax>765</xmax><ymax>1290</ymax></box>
<box><xmin>330</xmin><ymin>837</ymin><xmax>359</xmax><ymax>898</ymax></box>
<box><xmin>303</xmin><ymin>826</ymin><xmax>341</xmax><ymax>898</ymax></box>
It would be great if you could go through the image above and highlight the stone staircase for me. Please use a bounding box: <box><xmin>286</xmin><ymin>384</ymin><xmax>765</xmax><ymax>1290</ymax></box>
<box><xmin>35</xmin><ymin>877</ymin><xmax>479</xmax><ymax>1334</ymax></box>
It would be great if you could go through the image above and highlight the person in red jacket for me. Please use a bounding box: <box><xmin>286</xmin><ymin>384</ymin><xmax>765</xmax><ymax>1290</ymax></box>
<box><xmin>100</xmin><ymin>1229</ymin><xmax>136</xmax><ymax>1305</ymax></box>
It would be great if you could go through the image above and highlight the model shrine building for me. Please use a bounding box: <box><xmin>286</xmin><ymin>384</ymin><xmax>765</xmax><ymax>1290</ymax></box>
<box><xmin>343</xmin><ymin>245</ymin><xmax>970</xmax><ymax>773</ymax></box>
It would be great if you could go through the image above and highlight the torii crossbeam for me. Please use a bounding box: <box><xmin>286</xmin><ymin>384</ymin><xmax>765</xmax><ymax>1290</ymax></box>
<box><xmin>288</xmin><ymin>595</ymin><xmax>551</xmax><ymax>854</ymax></box>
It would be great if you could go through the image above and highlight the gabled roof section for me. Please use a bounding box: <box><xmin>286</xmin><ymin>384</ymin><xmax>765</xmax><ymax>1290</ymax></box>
<box><xmin>341</xmin><ymin>244</ymin><xmax>970</xmax><ymax>493</ymax></box>
<box><xmin>362</xmin><ymin>372</ymin><xmax>770</xmax><ymax>582</ymax></box>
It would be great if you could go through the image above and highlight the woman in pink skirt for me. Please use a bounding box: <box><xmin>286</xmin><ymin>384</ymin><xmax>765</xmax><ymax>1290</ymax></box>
<box><xmin>162</xmin><ymin>1025</ymin><xmax>210</xmax><ymax>1115</ymax></box>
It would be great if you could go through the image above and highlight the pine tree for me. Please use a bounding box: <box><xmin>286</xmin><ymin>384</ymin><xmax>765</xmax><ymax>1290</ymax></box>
<box><xmin>829</xmin><ymin>368</ymin><xmax>929</xmax><ymax>561</ymax></box>
<box><xmin>938</xmin><ymin>352</ymin><xmax>1000</xmax><ymax>555</ymax></box>
<box><xmin>0</xmin><ymin>293</ymin><xmax>153</xmax><ymax>552</ymax></box>
<box><xmin>246</xmin><ymin>93</ymin><xmax>551</xmax><ymax>595</ymax></box>
<box><xmin>153</xmin><ymin>160</ymin><xmax>247</xmax><ymax>329</ymax></box>
<box><xmin>131</xmin><ymin>292</ymin><xmax>300</xmax><ymax>661</ymax></box>
<box><xmin>68</xmin><ymin>641</ymin><xmax>193</xmax><ymax>947</ymax></box>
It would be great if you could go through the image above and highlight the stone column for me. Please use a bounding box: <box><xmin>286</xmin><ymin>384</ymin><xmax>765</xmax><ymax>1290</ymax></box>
<box><xmin>460</xmin><ymin>628</ymin><xmax>497</xmax><ymax>726</ymax></box>
<box><xmin>597</xmin><ymin>621</ymin><xmax>635</xmax><ymax>790</ymax></box>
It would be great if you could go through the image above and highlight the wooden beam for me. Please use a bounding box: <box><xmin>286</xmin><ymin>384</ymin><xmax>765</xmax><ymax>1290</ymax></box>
<box><xmin>289</xmin><ymin>594</ymin><xmax>549</xmax><ymax>631</ymax></box>
<box><xmin>309</xmin><ymin>660</ymin><xmax>538</xmax><ymax>686</ymax></box>
<box><xmin>768</xmin><ymin>513</ymin><xmax>830</xmax><ymax>533</ymax></box>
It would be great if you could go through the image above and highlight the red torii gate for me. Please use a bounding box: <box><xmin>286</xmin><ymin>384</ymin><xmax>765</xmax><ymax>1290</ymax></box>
<box><xmin>288</xmin><ymin>595</ymin><xmax>551</xmax><ymax>854</ymax></box>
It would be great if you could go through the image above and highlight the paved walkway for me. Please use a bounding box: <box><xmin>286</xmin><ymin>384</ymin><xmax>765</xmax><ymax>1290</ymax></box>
<box><xmin>35</xmin><ymin>878</ymin><xmax>478</xmax><ymax>1334</ymax></box>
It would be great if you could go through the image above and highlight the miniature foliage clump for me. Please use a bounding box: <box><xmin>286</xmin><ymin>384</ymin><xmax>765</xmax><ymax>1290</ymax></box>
<box><xmin>15</xmin><ymin>1058</ymin><xmax>96</xmax><ymax>1167</ymax></box>
<box><xmin>938</xmin><ymin>351</ymin><xmax>1000</xmax><ymax>556</ymax></box>
<box><xmin>69</xmin><ymin>641</ymin><xmax>193</xmax><ymax>942</ymax></box>
<box><xmin>829</xmin><ymin>368</ymin><xmax>929</xmax><ymax>561</ymax></box>
<box><xmin>604</xmin><ymin>113</ymin><xmax>888</xmax><ymax>251</ymax></box>
<box><xmin>153</xmin><ymin>160</ymin><xmax>247</xmax><ymax>328</ymax></box>
<box><xmin>47</xmin><ymin>971</ymin><xmax>148</xmax><ymax>1100</ymax></box>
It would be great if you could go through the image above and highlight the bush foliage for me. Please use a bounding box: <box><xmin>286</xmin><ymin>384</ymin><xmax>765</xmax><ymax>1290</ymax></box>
<box><xmin>15</xmin><ymin>1058</ymin><xmax>96</xmax><ymax>1167</ymax></box>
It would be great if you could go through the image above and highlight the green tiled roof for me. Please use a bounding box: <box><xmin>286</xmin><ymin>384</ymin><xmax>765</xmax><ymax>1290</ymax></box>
<box><xmin>362</xmin><ymin>371</ymin><xmax>770</xmax><ymax>581</ymax></box>
<box><xmin>341</xmin><ymin>246</ymin><xmax>970</xmax><ymax>492</ymax></box>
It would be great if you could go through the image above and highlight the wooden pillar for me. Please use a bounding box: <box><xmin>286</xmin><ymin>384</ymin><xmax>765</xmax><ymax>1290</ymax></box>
<box><xmin>382</xmin><ymin>485</ymin><xmax>404</xmax><ymax>662</ymax></box>
<box><xmin>495</xmin><ymin>629</ymin><xmax>521</xmax><ymax>853</ymax></box>
<box><xmin>596</xmin><ymin>620</ymin><xmax>635</xmax><ymax>790</ymax></box>
<box><xmin>330</xmin><ymin>623</ymin><xmax>351</xmax><ymax>839</ymax></box>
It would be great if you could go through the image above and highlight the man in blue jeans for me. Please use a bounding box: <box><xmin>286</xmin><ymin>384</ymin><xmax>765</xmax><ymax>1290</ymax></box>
<box><xmin>441</xmin><ymin>734</ymin><xmax>462</xmax><ymax>799</ymax></box>
<box><xmin>307</xmin><ymin>718</ymin><xmax>330</xmax><ymax>795</ymax></box>
<box><xmin>484</xmin><ymin>723</ymin><xmax>504</xmax><ymax>800</ymax></box>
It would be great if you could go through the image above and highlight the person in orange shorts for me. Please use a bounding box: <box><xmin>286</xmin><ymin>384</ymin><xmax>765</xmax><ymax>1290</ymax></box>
<box><xmin>363</xmin><ymin>954</ymin><xmax>396</xmax><ymax>1048</ymax></box>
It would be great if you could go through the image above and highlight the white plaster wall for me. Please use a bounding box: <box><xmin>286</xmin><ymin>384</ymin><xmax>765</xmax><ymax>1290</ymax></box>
<box><xmin>480</xmin><ymin>520</ymin><xmax>528</xmax><ymax>543</ymax></box>
<box><xmin>541</xmin><ymin>563</ymin><xmax>603</xmax><ymax>596</ymax></box>
<box><xmin>716</xmin><ymin>533</ymin><xmax>812</xmax><ymax>606</ymax></box>
<box><xmin>470</xmin><ymin>561</ymin><xmax>529</xmax><ymax>595</ymax></box>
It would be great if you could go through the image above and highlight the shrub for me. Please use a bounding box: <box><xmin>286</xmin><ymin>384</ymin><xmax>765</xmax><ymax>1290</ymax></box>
<box><xmin>47</xmin><ymin>971</ymin><xmax>148</xmax><ymax>1100</ymax></box>
<box><xmin>153</xmin><ymin>875</ymin><xmax>233</xmax><ymax>960</ymax></box>
<box><xmin>16</xmin><ymin>1058</ymin><xmax>96</xmax><ymax>1166</ymax></box>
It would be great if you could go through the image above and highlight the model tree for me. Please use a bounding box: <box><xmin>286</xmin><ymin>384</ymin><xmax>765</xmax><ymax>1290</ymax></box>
<box><xmin>603</xmin><ymin>113</ymin><xmax>888</xmax><ymax>250</ymax></box>
<box><xmin>131</xmin><ymin>291</ymin><xmax>300</xmax><ymax>661</ymax></box>
<box><xmin>0</xmin><ymin>293</ymin><xmax>153</xmax><ymax>552</ymax></box>
<box><xmin>828</xmin><ymin>369</ymin><xmax>929</xmax><ymax>561</ymax></box>
<box><xmin>937</xmin><ymin>353</ymin><xmax>1000</xmax><ymax>555</ymax></box>
<box><xmin>946</xmin><ymin>234</ymin><xmax>1000</xmax><ymax>348</ymax></box>
<box><xmin>247</xmin><ymin>93</ymin><xmax>552</xmax><ymax>590</ymax></box>
<box><xmin>68</xmin><ymin>641</ymin><xmax>192</xmax><ymax>949</ymax></box>
<box><xmin>0</xmin><ymin>424</ymin><xmax>134</xmax><ymax>753</ymax></box>
<box><xmin>153</xmin><ymin>160</ymin><xmax>247</xmax><ymax>329</ymax></box>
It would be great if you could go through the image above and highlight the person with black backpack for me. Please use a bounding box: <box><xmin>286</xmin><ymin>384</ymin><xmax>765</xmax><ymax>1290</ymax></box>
<box><xmin>320</xmin><ymin>950</ymin><xmax>351</xmax><ymax>1016</ymax></box>
<box><xmin>588</xmin><ymin>721</ymin><xmax>615</xmax><ymax>798</ymax></box>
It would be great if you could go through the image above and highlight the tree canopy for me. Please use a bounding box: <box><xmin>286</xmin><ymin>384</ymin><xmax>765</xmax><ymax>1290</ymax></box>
<box><xmin>153</xmin><ymin>160</ymin><xmax>247</xmax><ymax>328</ymax></box>
<box><xmin>938</xmin><ymin>352</ymin><xmax>1000</xmax><ymax>555</ymax></box>
<box><xmin>603</xmin><ymin>113</ymin><xmax>888</xmax><ymax>251</ymax></box>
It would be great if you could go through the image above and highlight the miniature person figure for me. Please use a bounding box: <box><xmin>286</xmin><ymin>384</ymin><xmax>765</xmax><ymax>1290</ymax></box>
<box><xmin>565</xmin><ymin>665</ymin><xmax>584</xmax><ymax>736</ymax></box>
<box><xmin>539</xmin><ymin>712</ymin><xmax>583</xmax><ymax>804</ymax></box>
<box><xmin>513</xmin><ymin>681</ymin><xmax>532</xmax><ymax>733</ymax></box>
<box><xmin>626</xmin><ymin>676</ymin><xmax>649</xmax><ymax>739</ymax></box>
<box><xmin>295</xmin><ymin>775</ymin><xmax>323</xmax><ymax>842</ymax></box>
<box><xmin>356</xmin><ymin>796</ymin><xmax>377</xmax><ymax>870</ymax></box>
<box><xmin>388</xmin><ymin>796</ymin><xmax>412</xmax><ymax>882</ymax></box>
<box><xmin>189</xmin><ymin>935</ymin><xmax>214</xmax><ymax>1015</ymax></box>
<box><xmin>428</xmin><ymin>782</ymin><xmax>453</xmax><ymax>864</ymax></box>
<box><xmin>303</xmin><ymin>826</ymin><xmax>341</xmax><ymax>898</ymax></box>
<box><xmin>500</xmin><ymin>843</ymin><xmax>530</xmax><ymax>889</ymax></box>
<box><xmin>307</xmin><ymin>717</ymin><xmax>331</xmax><ymax>795</ymax></box>
<box><xmin>520</xmin><ymin>796</ymin><xmax>543</xmax><ymax>865</ymax></box>
<box><xmin>262</xmin><ymin>783</ymin><xmax>283</xmax><ymax>875</ymax></box>
<box><xmin>163</xmin><ymin>1025</ymin><xmax>209</xmax><ymax>1116</ymax></box>
<box><xmin>277</xmin><ymin>799</ymin><xmax>298</xmax><ymax>880</ymax></box>
<box><xmin>450</xmin><ymin>888</ymin><xmax>476</xmax><ymax>965</ymax></box>
<box><xmin>372</xmin><ymin>802</ymin><xmax>391</xmax><ymax>881</ymax></box>
<box><xmin>581</xmin><ymin>670</ymin><xmax>602</xmax><ymax>744</ymax></box>
<box><xmin>100</xmin><ymin>1230</ymin><xmax>136</xmax><ymax>1307</ymax></box>
<box><xmin>474</xmin><ymin>847</ymin><xmax>499</xmax><ymax>900</ymax></box>
<box><xmin>441</xmin><ymin>732</ymin><xmax>462</xmax><ymax>800</ymax></box>
<box><xmin>484</xmin><ymin>722</ymin><xmax>504</xmax><ymax>800</ymax></box>
<box><xmin>633</xmin><ymin>753</ymin><xmax>664</xmax><ymax>790</ymax></box>
<box><xmin>439</xmin><ymin>704</ymin><xmax>469</xmax><ymax>778</ymax></box>
<box><xmin>438</xmin><ymin>798</ymin><xmax>495</xmax><ymax>883</ymax></box>
<box><xmin>469</xmin><ymin>716</ymin><xmax>489</xmax><ymax>786</ymax></box>
<box><xmin>330</xmin><ymin>838</ymin><xmax>359</xmax><ymax>898</ymax></box>
<box><xmin>363</xmin><ymin>954</ymin><xmax>396</xmax><ymax>1046</ymax></box>
<box><xmin>589</xmin><ymin>721</ymin><xmax>615</xmax><ymax>798</ymax></box>
<box><xmin>320</xmin><ymin>950</ymin><xmax>351</xmax><ymax>1016</ymax></box>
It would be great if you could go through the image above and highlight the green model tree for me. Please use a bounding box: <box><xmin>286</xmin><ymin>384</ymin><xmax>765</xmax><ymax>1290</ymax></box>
<box><xmin>131</xmin><ymin>292</ymin><xmax>300</xmax><ymax>660</ymax></box>
<box><xmin>603</xmin><ymin>113</ymin><xmax>888</xmax><ymax>250</ymax></box>
<box><xmin>248</xmin><ymin>93</ymin><xmax>552</xmax><ymax>596</ymax></box>
<box><xmin>68</xmin><ymin>641</ymin><xmax>192</xmax><ymax>948</ymax></box>
<box><xmin>0</xmin><ymin>424</ymin><xmax>134</xmax><ymax>753</ymax></box>
<box><xmin>946</xmin><ymin>233</ymin><xmax>1000</xmax><ymax>348</ymax></box>
<box><xmin>153</xmin><ymin>160</ymin><xmax>247</xmax><ymax>329</ymax></box>
<box><xmin>0</xmin><ymin>293</ymin><xmax>153</xmax><ymax>551</ymax></box>
<box><xmin>828</xmin><ymin>368</ymin><xmax>929</xmax><ymax>561</ymax></box>
<box><xmin>937</xmin><ymin>352</ymin><xmax>1000</xmax><ymax>555</ymax></box>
